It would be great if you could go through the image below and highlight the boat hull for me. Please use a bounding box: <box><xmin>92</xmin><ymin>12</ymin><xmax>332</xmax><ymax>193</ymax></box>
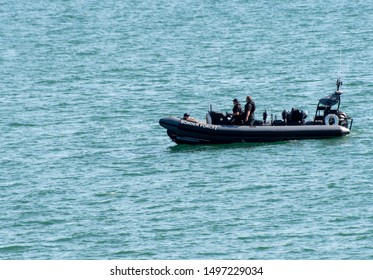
<box><xmin>159</xmin><ymin>117</ymin><xmax>350</xmax><ymax>144</ymax></box>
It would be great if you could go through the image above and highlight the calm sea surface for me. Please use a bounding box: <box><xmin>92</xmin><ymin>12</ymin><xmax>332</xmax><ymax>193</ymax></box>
<box><xmin>1</xmin><ymin>0</ymin><xmax>372</xmax><ymax>259</ymax></box>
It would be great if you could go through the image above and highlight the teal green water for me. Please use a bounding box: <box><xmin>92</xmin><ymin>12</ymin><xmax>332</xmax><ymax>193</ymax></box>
<box><xmin>1</xmin><ymin>0</ymin><xmax>372</xmax><ymax>259</ymax></box>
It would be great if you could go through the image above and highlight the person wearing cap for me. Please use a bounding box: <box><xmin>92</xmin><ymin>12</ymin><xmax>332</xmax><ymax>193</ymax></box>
<box><xmin>244</xmin><ymin>95</ymin><xmax>256</xmax><ymax>126</ymax></box>
<box><xmin>230</xmin><ymin>98</ymin><xmax>243</xmax><ymax>125</ymax></box>
<box><xmin>182</xmin><ymin>113</ymin><xmax>198</xmax><ymax>123</ymax></box>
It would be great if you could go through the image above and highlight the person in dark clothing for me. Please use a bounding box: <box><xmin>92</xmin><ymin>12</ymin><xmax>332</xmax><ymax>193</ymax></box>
<box><xmin>230</xmin><ymin>98</ymin><xmax>243</xmax><ymax>124</ymax></box>
<box><xmin>244</xmin><ymin>95</ymin><xmax>256</xmax><ymax>126</ymax></box>
<box><xmin>232</xmin><ymin>98</ymin><xmax>243</xmax><ymax>116</ymax></box>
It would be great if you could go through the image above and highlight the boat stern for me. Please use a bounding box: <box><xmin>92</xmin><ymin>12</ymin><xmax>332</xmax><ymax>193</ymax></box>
<box><xmin>339</xmin><ymin>125</ymin><xmax>350</xmax><ymax>136</ymax></box>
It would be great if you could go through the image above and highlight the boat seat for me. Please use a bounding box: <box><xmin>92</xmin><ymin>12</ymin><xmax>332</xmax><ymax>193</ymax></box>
<box><xmin>316</xmin><ymin>105</ymin><xmax>327</xmax><ymax>110</ymax></box>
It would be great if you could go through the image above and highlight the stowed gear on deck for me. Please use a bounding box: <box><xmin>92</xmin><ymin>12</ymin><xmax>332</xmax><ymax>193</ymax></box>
<box><xmin>206</xmin><ymin>78</ymin><xmax>352</xmax><ymax>129</ymax></box>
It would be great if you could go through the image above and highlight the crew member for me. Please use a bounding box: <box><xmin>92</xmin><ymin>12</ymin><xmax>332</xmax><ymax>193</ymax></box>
<box><xmin>244</xmin><ymin>96</ymin><xmax>256</xmax><ymax>126</ymax></box>
<box><xmin>182</xmin><ymin>113</ymin><xmax>198</xmax><ymax>123</ymax></box>
<box><xmin>231</xmin><ymin>98</ymin><xmax>243</xmax><ymax>124</ymax></box>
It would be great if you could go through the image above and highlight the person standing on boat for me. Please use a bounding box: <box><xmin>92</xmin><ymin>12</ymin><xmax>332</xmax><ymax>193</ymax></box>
<box><xmin>230</xmin><ymin>98</ymin><xmax>243</xmax><ymax>124</ymax></box>
<box><xmin>244</xmin><ymin>95</ymin><xmax>256</xmax><ymax>126</ymax></box>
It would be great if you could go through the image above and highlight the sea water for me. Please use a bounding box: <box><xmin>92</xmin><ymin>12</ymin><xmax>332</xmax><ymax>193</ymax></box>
<box><xmin>0</xmin><ymin>0</ymin><xmax>372</xmax><ymax>259</ymax></box>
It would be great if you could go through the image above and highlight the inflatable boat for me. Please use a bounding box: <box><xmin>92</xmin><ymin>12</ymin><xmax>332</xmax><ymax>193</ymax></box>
<box><xmin>159</xmin><ymin>79</ymin><xmax>353</xmax><ymax>144</ymax></box>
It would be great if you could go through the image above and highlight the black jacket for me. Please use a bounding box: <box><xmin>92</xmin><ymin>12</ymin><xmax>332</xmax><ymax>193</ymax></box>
<box><xmin>244</xmin><ymin>101</ymin><xmax>256</xmax><ymax>119</ymax></box>
<box><xmin>233</xmin><ymin>103</ymin><xmax>243</xmax><ymax>115</ymax></box>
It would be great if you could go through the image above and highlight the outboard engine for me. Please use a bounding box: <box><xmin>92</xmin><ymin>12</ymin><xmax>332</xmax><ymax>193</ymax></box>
<box><xmin>338</xmin><ymin>111</ymin><xmax>349</xmax><ymax>128</ymax></box>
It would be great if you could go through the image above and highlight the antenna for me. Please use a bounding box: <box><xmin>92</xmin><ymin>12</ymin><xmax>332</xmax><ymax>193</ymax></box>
<box><xmin>336</xmin><ymin>50</ymin><xmax>343</xmax><ymax>93</ymax></box>
<box><xmin>339</xmin><ymin>49</ymin><xmax>342</xmax><ymax>79</ymax></box>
